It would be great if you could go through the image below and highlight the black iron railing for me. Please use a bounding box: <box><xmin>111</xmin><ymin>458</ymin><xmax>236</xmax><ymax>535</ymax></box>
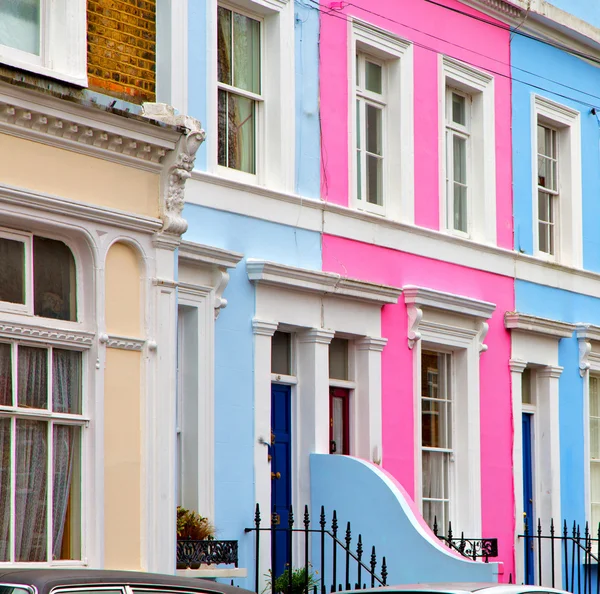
<box><xmin>176</xmin><ymin>539</ymin><xmax>239</xmax><ymax>569</ymax></box>
<box><xmin>519</xmin><ymin>518</ymin><xmax>600</xmax><ymax>594</ymax></box>
<box><xmin>245</xmin><ymin>504</ymin><xmax>387</xmax><ymax>594</ymax></box>
<box><xmin>433</xmin><ymin>518</ymin><xmax>499</xmax><ymax>563</ymax></box>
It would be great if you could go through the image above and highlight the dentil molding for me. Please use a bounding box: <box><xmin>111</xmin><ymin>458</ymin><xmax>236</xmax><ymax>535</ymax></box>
<box><xmin>0</xmin><ymin>321</ymin><xmax>94</xmax><ymax>348</ymax></box>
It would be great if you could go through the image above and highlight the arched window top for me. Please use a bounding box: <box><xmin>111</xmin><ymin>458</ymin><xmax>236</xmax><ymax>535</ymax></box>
<box><xmin>0</xmin><ymin>230</ymin><xmax>77</xmax><ymax>322</ymax></box>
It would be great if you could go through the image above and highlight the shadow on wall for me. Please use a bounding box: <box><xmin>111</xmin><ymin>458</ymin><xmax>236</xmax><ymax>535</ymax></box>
<box><xmin>310</xmin><ymin>454</ymin><xmax>500</xmax><ymax>585</ymax></box>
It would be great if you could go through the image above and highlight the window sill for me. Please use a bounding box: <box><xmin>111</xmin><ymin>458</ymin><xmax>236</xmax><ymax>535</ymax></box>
<box><xmin>0</xmin><ymin>53</ymin><xmax>88</xmax><ymax>88</ymax></box>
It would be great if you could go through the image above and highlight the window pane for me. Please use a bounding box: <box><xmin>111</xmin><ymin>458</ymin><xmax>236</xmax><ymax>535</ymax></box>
<box><xmin>454</xmin><ymin>183</ymin><xmax>467</xmax><ymax>233</ymax></box>
<box><xmin>18</xmin><ymin>346</ymin><xmax>47</xmax><ymax>409</ymax></box>
<box><xmin>329</xmin><ymin>338</ymin><xmax>349</xmax><ymax>380</ymax></box>
<box><xmin>53</xmin><ymin>425</ymin><xmax>81</xmax><ymax>560</ymax></box>
<box><xmin>538</xmin><ymin>155</ymin><xmax>557</xmax><ymax>191</ymax></box>
<box><xmin>366</xmin><ymin>104</ymin><xmax>382</xmax><ymax>156</ymax></box>
<box><xmin>453</xmin><ymin>135</ymin><xmax>467</xmax><ymax>184</ymax></box>
<box><xmin>226</xmin><ymin>92</ymin><xmax>256</xmax><ymax>174</ymax></box>
<box><xmin>0</xmin><ymin>418</ymin><xmax>10</xmax><ymax>561</ymax></box>
<box><xmin>365</xmin><ymin>61</ymin><xmax>382</xmax><ymax>94</ymax></box>
<box><xmin>538</xmin><ymin>191</ymin><xmax>552</xmax><ymax>223</ymax></box>
<box><xmin>591</xmin><ymin>419</ymin><xmax>600</xmax><ymax>460</ymax></box>
<box><xmin>52</xmin><ymin>350</ymin><xmax>82</xmax><ymax>414</ymax></box>
<box><xmin>217</xmin><ymin>7</ymin><xmax>232</xmax><ymax>85</ymax></box>
<box><xmin>15</xmin><ymin>419</ymin><xmax>47</xmax><ymax>562</ymax></box>
<box><xmin>0</xmin><ymin>343</ymin><xmax>12</xmax><ymax>406</ymax></box>
<box><xmin>592</xmin><ymin>463</ymin><xmax>600</xmax><ymax>506</ymax></box>
<box><xmin>0</xmin><ymin>0</ymin><xmax>40</xmax><ymax>55</ymax></box>
<box><xmin>356</xmin><ymin>99</ymin><xmax>362</xmax><ymax>201</ymax></box>
<box><xmin>538</xmin><ymin>124</ymin><xmax>556</xmax><ymax>158</ymax></box>
<box><xmin>218</xmin><ymin>89</ymin><xmax>227</xmax><ymax>167</ymax></box>
<box><xmin>367</xmin><ymin>155</ymin><xmax>383</xmax><ymax>206</ymax></box>
<box><xmin>233</xmin><ymin>12</ymin><xmax>260</xmax><ymax>94</ymax></box>
<box><xmin>0</xmin><ymin>237</ymin><xmax>25</xmax><ymax>305</ymax></box>
<box><xmin>591</xmin><ymin>377</ymin><xmax>600</xmax><ymax>416</ymax></box>
<box><xmin>332</xmin><ymin>396</ymin><xmax>345</xmax><ymax>455</ymax></box>
<box><xmin>33</xmin><ymin>236</ymin><xmax>77</xmax><ymax>321</ymax></box>
<box><xmin>271</xmin><ymin>332</ymin><xmax>291</xmax><ymax>375</ymax></box>
<box><xmin>452</xmin><ymin>93</ymin><xmax>466</xmax><ymax>126</ymax></box>
<box><xmin>522</xmin><ymin>368</ymin><xmax>532</xmax><ymax>405</ymax></box>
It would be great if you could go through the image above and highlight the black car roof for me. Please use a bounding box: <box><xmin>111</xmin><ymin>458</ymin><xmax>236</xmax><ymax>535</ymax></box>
<box><xmin>0</xmin><ymin>569</ymin><xmax>250</xmax><ymax>594</ymax></box>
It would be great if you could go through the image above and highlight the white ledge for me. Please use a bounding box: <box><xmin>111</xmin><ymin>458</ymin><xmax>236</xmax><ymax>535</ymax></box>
<box><xmin>246</xmin><ymin>259</ymin><xmax>402</xmax><ymax>305</ymax></box>
<box><xmin>403</xmin><ymin>285</ymin><xmax>496</xmax><ymax>319</ymax></box>
<box><xmin>505</xmin><ymin>312</ymin><xmax>576</xmax><ymax>338</ymax></box>
<box><xmin>0</xmin><ymin>321</ymin><xmax>94</xmax><ymax>347</ymax></box>
<box><xmin>576</xmin><ymin>323</ymin><xmax>600</xmax><ymax>343</ymax></box>
<box><xmin>100</xmin><ymin>333</ymin><xmax>146</xmax><ymax>351</ymax></box>
<box><xmin>179</xmin><ymin>240</ymin><xmax>243</xmax><ymax>269</ymax></box>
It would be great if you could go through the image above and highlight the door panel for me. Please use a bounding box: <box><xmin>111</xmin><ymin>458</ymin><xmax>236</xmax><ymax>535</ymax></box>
<box><xmin>329</xmin><ymin>387</ymin><xmax>350</xmax><ymax>455</ymax></box>
<box><xmin>271</xmin><ymin>383</ymin><xmax>292</xmax><ymax>578</ymax></box>
<box><xmin>523</xmin><ymin>412</ymin><xmax>535</xmax><ymax>585</ymax></box>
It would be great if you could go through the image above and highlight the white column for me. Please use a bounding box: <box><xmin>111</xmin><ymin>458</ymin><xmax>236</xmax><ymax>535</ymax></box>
<box><xmin>144</xmin><ymin>235</ymin><xmax>179</xmax><ymax>573</ymax></box>
<box><xmin>296</xmin><ymin>328</ymin><xmax>334</xmax><ymax>511</ymax></box>
<box><xmin>252</xmin><ymin>318</ymin><xmax>278</xmax><ymax>593</ymax></box>
<box><xmin>510</xmin><ymin>358</ymin><xmax>527</xmax><ymax>583</ymax></box>
<box><xmin>355</xmin><ymin>337</ymin><xmax>387</xmax><ymax>463</ymax></box>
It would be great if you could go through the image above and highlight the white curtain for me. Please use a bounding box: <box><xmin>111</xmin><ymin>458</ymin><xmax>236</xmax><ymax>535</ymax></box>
<box><xmin>422</xmin><ymin>451</ymin><xmax>446</xmax><ymax>531</ymax></box>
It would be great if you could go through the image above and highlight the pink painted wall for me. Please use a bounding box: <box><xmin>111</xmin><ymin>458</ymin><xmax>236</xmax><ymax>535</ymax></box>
<box><xmin>322</xmin><ymin>235</ymin><xmax>515</xmax><ymax>579</ymax></box>
<box><xmin>319</xmin><ymin>0</ymin><xmax>513</xmax><ymax>248</ymax></box>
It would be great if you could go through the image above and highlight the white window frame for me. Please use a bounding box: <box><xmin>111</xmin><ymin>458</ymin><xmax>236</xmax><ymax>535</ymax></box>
<box><xmin>349</xmin><ymin>20</ymin><xmax>414</xmax><ymax>223</ymax></box>
<box><xmin>207</xmin><ymin>0</ymin><xmax>295</xmax><ymax>192</ymax></box>
<box><xmin>0</xmin><ymin>0</ymin><xmax>87</xmax><ymax>86</ymax></box>
<box><xmin>588</xmin><ymin>374</ymin><xmax>600</xmax><ymax>529</ymax></box>
<box><xmin>0</xmin><ymin>229</ymin><xmax>33</xmax><ymax>316</ymax></box>
<box><xmin>531</xmin><ymin>95</ymin><xmax>582</xmax><ymax>267</ymax></box>
<box><xmin>440</xmin><ymin>56</ymin><xmax>495</xmax><ymax>244</ymax></box>
<box><xmin>0</xmin><ymin>340</ymin><xmax>88</xmax><ymax>565</ymax></box>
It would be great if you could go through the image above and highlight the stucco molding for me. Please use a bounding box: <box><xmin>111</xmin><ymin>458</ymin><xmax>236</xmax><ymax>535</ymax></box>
<box><xmin>576</xmin><ymin>324</ymin><xmax>600</xmax><ymax>376</ymax></box>
<box><xmin>178</xmin><ymin>240</ymin><xmax>243</xmax><ymax>270</ymax></box>
<box><xmin>403</xmin><ymin>286</ymin><xmax>496</xmax><ymax>319</ymax></box>
<box><xmin>509</xmin><ymin>359</ymin><xmax>528</xmax><ymax>373</ymax></box>
<box><xmin>407</xmin><ymin>305</ymin><xmax>423</xmax><ymax>350</ymax></box>
<box><xmin>99</xmin><ymin>333</ymin><xmax>146</xmax><ymax>351</ymax></box>
<box><xmin>467</xmin><ymin>0</ymin><xmax>523</xmax><ymax>18</ymax></box>
<box><xmin>0</xmin><ymin>85</ymin><xmax>182</xmax><ymax>173</ymax></box>
<box><xmin>247</xmin><ymin>259</ymin><xmax>402</xmax><ymax>305</ymax></box>
<box><xmin>0</xmin><ymin>321</ymin><xmax>94</xmax><ymax>348</ymax></box>
<box><xmin>142</xmin><ymin>103</ymin><xmax>206</xmax><ymax>237</ymax></box>
<box><xmin>356</xmin><ymin>336</ymin><xmax>388</xmax><ymax>352</ymax></box>
<box><xmin>537</xmin><ymin>365</ymin><xmax>564</xmax><ymax>379</ymax></box>
<box><xmin>0</xmin><ymin>183</ymin><xmax>163</xmax><ymax>234</ymax></box>
<box><xmin>297</xmin><ymin>328</ymin><xmax>335</xmax><ymax>345</ymax></box>
<box><xmin>505</xmin><ymin>312</ymin><xmax>576</xmax><ymax>338</ymax></box>
<box><xmin>213</xmin><ymin>269</ymin><xmax>230</xmax><ymax>319</ymax></box>
<box><xmin>252</xmin><ymin>319</ymin><xmax>279</xmax><ymax>337</ymax></box>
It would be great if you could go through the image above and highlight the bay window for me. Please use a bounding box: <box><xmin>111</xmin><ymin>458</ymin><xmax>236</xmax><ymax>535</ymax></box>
<box><xmin>217</xmin><ymin>5</ymin><xmax>261</xmax><ymax>175</ymax></box>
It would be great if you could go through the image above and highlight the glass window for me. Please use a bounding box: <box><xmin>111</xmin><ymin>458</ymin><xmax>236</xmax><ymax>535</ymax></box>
<box><xmin>217</xmin><ymin>6</ymin><xmax>261</xmax><ymax>174</ymax></box>
<box><xmin>329</xmin><ymin>338</ymin><xmax>349</xmax><ymax>381</ymax></box>
<box><xmin>537</xmin><ymin>123</ymin><xmax>558</xmax><ymax>256</ymax></box>
<box><xmin>0</xmin><ymin>237</ymin><xmax>25</xmax><ymax>305</ymax></box>
<box><xmin>0</xmin><ymin>0</ymin><xmax>41</xmax><ymax>55</ymax></box>
<box><xmin>271</xmin><ymin>331</ymin><xmax>291</xmax><ymax>375</ymax></box>
<box><xmin>522</xmin><ymin>368</ymin><xmax>533</xmax><ymax>405</ymax></box>
<box><xmin>421</xmin><ymin>350</ymin><xmax>452</xmax><ymax>533</ymax></box>
<box><xmin>0</xmin><ymin>343</ymin><xmax>83</xmax><ymax>562</ymax></box>
<box><xmin>356</xmin><ymin>54</ymin><xmax>386</xmax><ymax>209</ymax></box>
<box><xmin>590</xmin><ymin>376</ymin><xmax>600</xmax><ymax>528</ymax></box>
<box><xmin>446</xmin><ymin>89</ymin><xmax>470</xmax><ymax>234</ymax></box>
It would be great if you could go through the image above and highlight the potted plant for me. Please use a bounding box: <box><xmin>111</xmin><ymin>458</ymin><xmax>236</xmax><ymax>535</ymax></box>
<box><xmin>265</xmin><ymin>565</ymin><xmax>319</xmax><ymax>594</ymax></box>
<box><xmin>176</xmin><ymin>506</ymin><xmax>215</xmax><ymax>569</ymax></box>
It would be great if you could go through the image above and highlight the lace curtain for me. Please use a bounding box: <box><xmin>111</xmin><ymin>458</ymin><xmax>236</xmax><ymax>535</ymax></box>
<box><xmin>0</xmin><ymin>346</ymin><xmax>78</xmax><ymax>561</ymax></box>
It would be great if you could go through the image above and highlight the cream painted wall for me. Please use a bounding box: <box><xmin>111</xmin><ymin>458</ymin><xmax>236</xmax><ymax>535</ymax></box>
<box><xmin>103</xmin><ymin>242</ymin><xmax>144</xmax><ymax>569</ymax></box>
<box><xmin>105</xmin><ymin>242</ymin><xmax>142</xmax><ymax>337</ymax></box>
<box><xmin>104</xmin><ymin>348</ymin><xmax>142</xmax><ymax>570</ymax></box>
<box><xmin>0</xmin><ymin>133</ymin><xmax>159</xmax><ymax>217</ymax></box>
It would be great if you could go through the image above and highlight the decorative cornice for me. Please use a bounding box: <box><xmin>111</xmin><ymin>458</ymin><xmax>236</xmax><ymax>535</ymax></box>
<box><xmin>472</xmin><ymin>0</ymin><xmax>523</xmax><ymax>18</ymax></box>
<box><xmin>99</xmin><ymin>333</ymin><xmax>146</xmax><ymax>351</ymax></box>
<box><xmin>178</xmin><ymin>240</ymin><xmax>243</xmax><ymax>270</ymax></box>
<box><xmin>0</xmin><ymin>321</ymin><xmax>94</xmax><ymax>348</ymax></box>
<box><xmin>142</xmin><ymin>103</ymin><xmax>206</xmax><ymax>236</ymax></box>
<box><xmin>356</xmin><ymin>336</ymin><xmax>388</xmax><ymax>352</ymax></box>
<box><xmin>153</xmin><ymin>232</ymin><xmax>182</xmax><ymax>251</ymax></box>
<box><xmin>576</xmin><ymin>324</ymin><xmax>600</xmax><ymax>343</ymax></box>
<box><xmin>0</xmin><ymin>85</ymin><xmax>181</xmax><ymax>172</ymax></box>
<box><xmin>297</xmin><ymin>328</ymin><xmax>335</xmax><ymax>345</ymax></box>
<box><xmin>246</xmin><ymin>260</ymin><xmax>402</xmax><ymax>305</ymax></box>
<box><xmin>504</xmin><ymin>312</ymin><xmax>576</xmax><ymax>339</ymax></box>
<box><xmin>509</xmin><ymin>359</ymin><xmax>528</xmax><ymax>374</ymax></box>
<box><xmin>0</xmin><ymin>183</ymin><xmax>163</xmax><ymax>234</ymax></box>
<box><xmin>403</xmin><ymin>286</ymin><xmax>496</xmax><ymax>320</ymax></box>
<box><xmin>538</xmin><ymin>365</ymin><xmax>564</xmax><ymax>379</ymax></box>
<box><xmin>252</xmin><ymin>319</ymin><xmax>279</xmax><ymax>337</ymax></box>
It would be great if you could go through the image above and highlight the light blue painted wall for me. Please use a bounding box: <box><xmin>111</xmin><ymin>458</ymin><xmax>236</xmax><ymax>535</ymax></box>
<box><xmin>182</xmin><ymin>204</ymin><xmax>322</xmax><ymax>586</ymax></box>
<box><xmin>515</xmin><ymin>280</ymin><xmax>592</xmax><ymax>525</ymax></box>
<box><xmin>294</xmin><ymin>2</ymin><xmax>321</xmax><ymax>198</ymax></box>
<box><xmin>310</xmin><ymin>454</ymin><xmax>499</xmax><ymax>584</ymax></box>
<box><xmin>544</xmin><ymin>0</ymin><xmax>600</xmax><ymax>30</ymax></box>
<box><xmin>511</xmin><ymin>34</ymin><xmax>600</xmax><ymax>271</ymax></box>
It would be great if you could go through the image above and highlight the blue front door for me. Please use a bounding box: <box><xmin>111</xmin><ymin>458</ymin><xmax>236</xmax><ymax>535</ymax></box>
<box><xmin>522</xmin><ymin>412</ymin><xmax>535</xmax><ymax>585</ymax></box>
<box><xmin>271</xmin><ymin>383</ymin><xmax>292</xmax><ymax>578</ymax></box>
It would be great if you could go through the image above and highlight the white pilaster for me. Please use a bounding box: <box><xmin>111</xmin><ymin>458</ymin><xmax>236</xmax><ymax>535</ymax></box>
<box><xmin>355</xmin><ymin>337</ymin><xmax>387</xmax><ymax>464</ymax></box>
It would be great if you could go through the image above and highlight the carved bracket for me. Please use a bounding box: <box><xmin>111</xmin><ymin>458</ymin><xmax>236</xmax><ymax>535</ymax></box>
<box><xmin>142</xmin><ymin>103</ymin><xmax>206</xmax><ymax>237</ymax></box>
<box><xmin>477</xmin><ymin>321</ymin><xmax>489</xmax><ymax>355</ymax></box>
<box><xmin>212</xmin><ymin>268</ymin><xmax>230</xmax><ymax>319</ymax></box>
<box><xmin>407</xmin><ymin>304</ymin><xmax>423</xmax><ymax>349</ymax></box>
<box><xmin>579</xmin><ymin>338</ymin><xmax>592</xmax><ymax>377</ymax></box>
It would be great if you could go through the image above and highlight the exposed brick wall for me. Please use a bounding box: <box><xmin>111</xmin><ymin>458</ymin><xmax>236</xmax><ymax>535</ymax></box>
<box><xmin>87</xmin><ymin>0</ymin><xmax>156</xmax><ymax>104</ymax></box>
